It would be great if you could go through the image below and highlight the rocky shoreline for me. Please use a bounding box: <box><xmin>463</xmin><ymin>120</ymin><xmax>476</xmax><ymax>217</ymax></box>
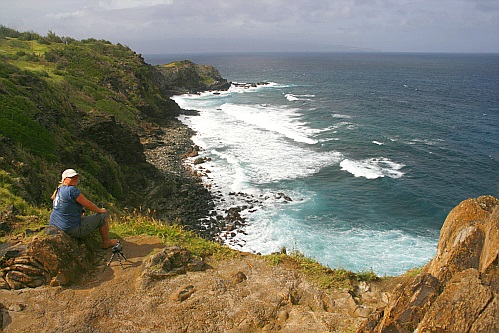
<box><xmin>139</xmin><ymin>115</ymin><xmax>248</xmax><ymax>242</ymax></box>
<box><xmin>147</xmin><ymin>83</ymin><xmax>296</xmax><ymax>250</ymax></box>
<box><xmin>139</xmin><ymin>76</ymin><xmax>279</xmax><ymax>246</ymax></box>
<box><xmin>141</xmin><ymin>110</ymin><xmax>283</xmax><ymax>249</ymax></box>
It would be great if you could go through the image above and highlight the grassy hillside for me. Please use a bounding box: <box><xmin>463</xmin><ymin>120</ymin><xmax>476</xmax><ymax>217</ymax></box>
<box><xmin>0</xmin><ymin>27</ymin><xmax>381</xmax><ymax>294</ymax></box>
<box><xmin>0</xmin><ymin>26</ymin><xmax>183</xmax><ymax>220</ymax></box>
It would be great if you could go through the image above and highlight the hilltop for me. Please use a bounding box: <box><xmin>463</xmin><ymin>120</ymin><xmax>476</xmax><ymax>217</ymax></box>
<box><xmin>0</xmin><ymin>26</ymin><xmax>222</xmax><ymax>229</ymax></box>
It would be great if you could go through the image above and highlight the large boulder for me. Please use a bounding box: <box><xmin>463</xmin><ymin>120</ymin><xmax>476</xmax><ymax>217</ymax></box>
<box><xmin>0</xmin><ymin>226</ymin><xmax>95</xmax><ymax>289</ymax></box>
<box><xmin>357</xmin><ymin>196</ymin><xmax>498</xmax><ymax>333</ymax></box>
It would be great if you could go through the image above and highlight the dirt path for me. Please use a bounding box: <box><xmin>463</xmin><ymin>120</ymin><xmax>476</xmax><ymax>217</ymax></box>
<box><xmin>0</xmin><ymin>235</ymin><xmax>382</xmax><ymax>333</ymax></box>
<box><xmin>1</xmin><ymin>236</ymin><xmax>164</xmax><ymax>332</ymax></box>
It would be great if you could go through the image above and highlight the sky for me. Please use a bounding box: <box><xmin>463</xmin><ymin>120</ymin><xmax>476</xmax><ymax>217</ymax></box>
<box><xmin>1</xmin><ymin>0</ymin><xmax>498</xmax><ymax>54</ymax></box>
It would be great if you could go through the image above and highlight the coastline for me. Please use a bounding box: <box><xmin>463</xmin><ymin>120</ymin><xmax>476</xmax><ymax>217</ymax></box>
<box><xmin>141</xmin><ymin>117</ymin><xmax>217</xmax><ymax>236</ymax></box>
<box><xmin>141</xmin><ymin>107</ymin><xmax>259</xmax><ymax>247</ymax></box>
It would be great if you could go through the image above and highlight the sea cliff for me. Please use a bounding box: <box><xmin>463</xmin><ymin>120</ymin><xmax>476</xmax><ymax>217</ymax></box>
<box><xmin>0</xmin><ymin>28</ymin><xmax>497</xmax><ymax>332</ymax></box>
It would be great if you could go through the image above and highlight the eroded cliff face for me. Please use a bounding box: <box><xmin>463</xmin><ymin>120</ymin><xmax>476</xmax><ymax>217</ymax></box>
<box><xmin>357</xmin><ymin>195</ymin><xmax>498</xmax><ymax>333</ymax></box>
<box><xmin>155</xmin><ymin>60</ymin><xmax>231</xmax><ymax>94</ymax></box>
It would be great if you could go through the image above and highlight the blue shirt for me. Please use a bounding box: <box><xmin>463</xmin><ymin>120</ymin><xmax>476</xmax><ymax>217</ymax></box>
<box><xmin>49</xmin><ymin>185</ymin><xmax>83</xmax><ymax>232</ymax></box>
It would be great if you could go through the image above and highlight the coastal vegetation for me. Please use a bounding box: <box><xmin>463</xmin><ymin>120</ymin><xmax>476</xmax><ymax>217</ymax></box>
<box><xmin>1</xmin><ymin>27</ymin><xmax>497</xmax><ymax>332</ymax></box>
<box><xmin>0</xmin><ymin>26</ymin><xmax>181</xmax><ymax>216</ymax></box>
<box><xmin>0</xmin><ymin>26</ymin><xmax>373</xmax><ymax>287</ymax></box>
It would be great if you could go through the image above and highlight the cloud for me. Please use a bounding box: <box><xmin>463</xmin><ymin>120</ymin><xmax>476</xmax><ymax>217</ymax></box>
<box><xmin>47</xmin><ymin>10</ymin><xmax>87</xmax><ymax>20</ymax></box>
<box><xmin>1</xmin><ymin>0</ymin><xmax>498</xmax><ymax>53</ymax></box>
<box><xmin>96</xmin><ymin>0</ymin><xmax>174</xmax><ymax>10</ymax></box>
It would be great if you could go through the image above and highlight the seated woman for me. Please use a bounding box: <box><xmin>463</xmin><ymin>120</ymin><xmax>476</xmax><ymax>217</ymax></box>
<box><xmin>50</xmin><ymin>168</ymin><xmax>118</xmax><ymax>249</ymax></box>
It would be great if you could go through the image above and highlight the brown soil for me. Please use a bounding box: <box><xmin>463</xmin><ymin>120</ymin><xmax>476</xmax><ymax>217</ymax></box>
<box><xmin>0</xmin><ymin>235</ymin><xmax>399</xmax><ymax>333</ymax></box>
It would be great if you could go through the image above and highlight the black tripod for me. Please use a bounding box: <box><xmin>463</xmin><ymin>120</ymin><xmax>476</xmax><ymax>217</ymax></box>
<box><xmin>105</xmin><ymin>241</ymin><xmax>127</xmax><ymax>270</ymax></box>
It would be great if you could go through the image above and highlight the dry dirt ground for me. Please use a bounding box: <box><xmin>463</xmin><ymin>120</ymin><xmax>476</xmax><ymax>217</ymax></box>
<box><xmin>0</xmin><ymin>235</ymin><xmax>398</xmax><ymax>333</ymax></box>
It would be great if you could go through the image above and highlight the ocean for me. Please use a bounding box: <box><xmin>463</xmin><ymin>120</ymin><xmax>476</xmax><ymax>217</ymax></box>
<box><xmin>145</xmin><ymin>53</ymin><xmax>499</xmax><ymax>276</ymax></box>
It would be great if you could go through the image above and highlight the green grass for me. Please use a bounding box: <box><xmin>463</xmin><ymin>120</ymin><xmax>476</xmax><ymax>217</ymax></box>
<box><xmin>0</xmin><ymin>170</ymin><xmax>30</xmax><ymax>212</ymax></box>
<box><xmin>403</xmin><ymin>265</ymin><xmax>425</xmax><ymax>277</ymax></box>
<box><xmin>94</xmin><ymin>98</ymin><xmax>137</xmax><ymax>126</ymax></box>
<box><xmin>109</xmin><ymin>214</ymin><xmax>237</xmax><ymax>259</ymax></box>
<box><xmin>160</xmin><ymin>60</ymin><xmax>191</xmax><ymax>68</ymax></box>
<box><xmin>0</xmin><ymin>170</ymin><xmax>51</xmax><ymax>239</ymax></box>
<box><xmin>264</xmin><ymin>250</ymin><xmax>380</xmax><ymax>290</ymax></box>
<box><xmin>0</xmin><ymin>94</ymin><xmax>57</xmax><ymax>157</ymax></box>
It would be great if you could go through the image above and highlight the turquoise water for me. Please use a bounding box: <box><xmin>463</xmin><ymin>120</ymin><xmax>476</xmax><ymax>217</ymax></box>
<box><xmin>146</xmin><ymin>53</ymin><xmax>499</xmax><ymax>275</ymax></box>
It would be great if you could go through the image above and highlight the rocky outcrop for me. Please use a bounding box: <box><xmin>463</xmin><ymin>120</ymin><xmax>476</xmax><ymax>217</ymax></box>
<box><xmin>0</xmin><ymin>226</ymin><xmax>94</xmax><ymax>289</ymax></box>
<box><xmin>0</xmin><ymin>235</ymin><xmax>383</xmax><ymax>333</ymax></box>
<box><xmin>155</xmin><ymin>60</ymin><xmax>231</xmax><ymax>94</ymax></box>
<box><xmin>138</xmin><ymin>245</ymin><xmax>205</xmax><ymax>290</ymax></box>
<box><xmin>425</xmin><ymin>195</ymin><xmax>498</xmax><ymax>282</ymax></box>
<box><xmin>357</xmin><ymin>195</ymin><xmax>499</xmax><ymax>333</ymax></box>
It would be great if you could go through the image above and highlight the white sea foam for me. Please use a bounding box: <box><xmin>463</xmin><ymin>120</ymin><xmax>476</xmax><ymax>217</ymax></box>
<box><xmin>340</xmin><ymin>157</ymin><xmax>405</xmax><ymax>179</ymax></box>
<box><xmin>318</xmin><ymin>138</ymin><xmax>340</xmax><ymax>143</ymax></box>
<box><xmin>285</xmin><ymin>93</ymin><xmax>315</xmax><ymax>101</ymax></box>
<box><xmin>238</xmin><ymin>210</ymin><xmax>437</xmax><ymax>276</ymax></box>
<box><xmin>332</xmin><ymin>113</ymin><xmax>352</xmax><ymax>119</ymax></box>
<box><xmin>372</xmin><ymin>140</ymin><xmax>384</xmax><ymax>145</ymax></box>
<box><xmin>176</xmin><ymin>94</ymin><xmax>343</xmax><ymax>191</ymax></box>
<box><xmin>407</xmin><ymin>138</ymin><xmax>445</xmax><ymax>146</ymax></box>
<box><xmin>220</xmin><ymin>103</ymin><xmax>320</xmax><ymax>145</ymax></box>
<box><xmin>172</xmin><ymin>83</ymin><xmax>278</xmax><ymax>109</ymax></box>
<box><xmin>325</xmin><ymin>121</ymin><xmax>356</xmax><ymax>131</ymax></box>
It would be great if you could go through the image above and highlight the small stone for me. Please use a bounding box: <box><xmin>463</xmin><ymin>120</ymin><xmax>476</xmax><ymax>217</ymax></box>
<box><xmin>49</xmin><ymin>277</ymin><xmax>61</xmax><ymax>287</ymax></box>
<box><xmin>277</xmin><ymin>309</ymin><xmax>289</xmax><ymax>322</ymax></box>
<box><xmin>172</xmin><ymin>285</ymin><xmax>195</xmax><ymax>302</ymax></box>
<box><xmin>8</xmin><ymin>303</ymin><xmax>25</xmax><ymax>312</ymax></box>
<box><xmin>232</xmin><ymin>271</ymin><xmax>247</xmax><ymax>284</ymax></box>
<box><xmin>381</xmin><ymin>292</ymin><xmax>390</xmax><ymax>304</ymax></box>
<box><xmin>354</xmin><ymin>305</ymin><xmax>374</xmax><ymax>318</ymax></box>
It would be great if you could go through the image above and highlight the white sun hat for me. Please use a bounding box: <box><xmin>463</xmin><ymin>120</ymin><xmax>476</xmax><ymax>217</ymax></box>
<box><xmin>61</xmin><ymin>168</ymin><xmax>79</xmax><ymax>182</ymax></box>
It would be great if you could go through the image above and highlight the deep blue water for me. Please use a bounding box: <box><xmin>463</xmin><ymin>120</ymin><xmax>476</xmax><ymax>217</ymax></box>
<box><xmin>145</xmin><ymin>53</ymin><xmax>499</xmax><ymax>275</ymax></box>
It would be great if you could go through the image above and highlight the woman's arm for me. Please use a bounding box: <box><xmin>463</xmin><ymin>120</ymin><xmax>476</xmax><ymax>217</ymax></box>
<box><xmin>76</xmin><ymin>193</ymin><xmax>107</xmax><ymax>214</ymax></box>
